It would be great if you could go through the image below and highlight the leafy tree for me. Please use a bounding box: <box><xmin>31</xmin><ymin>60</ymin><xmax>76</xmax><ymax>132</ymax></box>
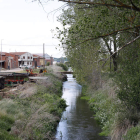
<box><xmin>35</xmin><ymin>0</ymin><xmax>140</xmax><ymax>109</ymax></box>
<box><xmin>55</xmin><ymin>0</ymin><xmax>140</xmax><ymax>110</ymax></box>
<box><xmin>115</xmin><ymin>39</ymin><xmax>140</xmax><ymax>111</ymax></box>
<box><xmin>58</xmin><ymin>0</ymin><xmax>140</xmax><ymax>56</ymax></box>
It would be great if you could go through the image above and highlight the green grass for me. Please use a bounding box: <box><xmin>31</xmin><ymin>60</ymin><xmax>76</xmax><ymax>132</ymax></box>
<box><xmin>0</xmin><ymin>72</ymin><xmax>66</xmax><ymax>140</ymax></box>
<box><xmin>0</xmin><ymin>129</ymin><xmax>19</xmax><ymax>140</ymax></box>
<box><xmin>0</xmin><ymin>110</ymin><xmax>19</xmax><ymax>140</ymax></box>
<box><xmin>123</xmin><ymin>125</ymin><xmax>140</xmax><ymax>140</ymax></box>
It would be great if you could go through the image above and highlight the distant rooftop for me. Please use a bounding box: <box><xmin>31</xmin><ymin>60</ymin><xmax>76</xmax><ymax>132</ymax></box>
<box><xmin>35</xmin><ymin>53</ymin><xmax>51</xmax><ymax>60</ymax></box>
<box><xmin>10</xmin><ymin>52</ymin><xmax>27</xmax><ymax>55</ymax></box>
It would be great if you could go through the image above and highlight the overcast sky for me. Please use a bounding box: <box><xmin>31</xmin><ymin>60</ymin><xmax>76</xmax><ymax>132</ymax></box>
<box><xmin>0</xmin><ymin>0</ymin><xmax>66</xmax><ymax>58</ymax></box>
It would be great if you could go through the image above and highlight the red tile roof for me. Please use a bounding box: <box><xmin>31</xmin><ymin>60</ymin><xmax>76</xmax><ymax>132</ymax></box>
<box><xmin>10</xmin><ymin>52</ymin><xmax>27</xmax><ymax>55</ymax></box>
<box><xmin>0</xmin><ymin>52</ymin><xmax>6</xmax><ymax>55</ymax></box>
<box><xmin>33</xmin><ymin>54</ymin><xmax>40</xmax><ymax>57</ymax></box>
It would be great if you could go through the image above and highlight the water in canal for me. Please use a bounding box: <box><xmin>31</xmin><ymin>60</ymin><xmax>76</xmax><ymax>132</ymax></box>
<box><xmin>55</xmin><ymin>74</ymin><xmax>107</xmax><ymax>140</ymax></box>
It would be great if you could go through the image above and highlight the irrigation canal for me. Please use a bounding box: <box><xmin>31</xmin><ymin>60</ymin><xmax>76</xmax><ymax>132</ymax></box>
<box><xmin>55</xmin><ymin>74</ymin><xmax>107</xmax><ymax>140</ymax></box>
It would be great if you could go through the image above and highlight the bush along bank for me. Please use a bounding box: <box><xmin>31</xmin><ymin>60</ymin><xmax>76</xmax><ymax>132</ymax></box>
<box><xmin>0</xmin><ymin>72</ymin><xmax>67</xmax><ymax>140</ymax></box>
<box><xmin>56</xmin><ymin>63</ymin><xmax>68</xmax><ymax>71</ymax></box>
<box><xmin>81</xmin><ymin>74</ymin><xmax>140</xmax><ymax>140</ymax></box>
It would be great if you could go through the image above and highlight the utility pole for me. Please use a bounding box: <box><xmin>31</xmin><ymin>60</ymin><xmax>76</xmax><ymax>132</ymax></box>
<box><xmin>1</xmin><ymin>39</ymin><xmax>3</xmax><ymax>71</ymax></box>
<box><xmin>43</xmin><ymin>43</ymin><xmax>45</xmax><ymax>69</ymax></box>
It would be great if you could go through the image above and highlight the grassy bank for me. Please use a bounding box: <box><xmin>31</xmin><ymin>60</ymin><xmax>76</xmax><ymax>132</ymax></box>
<box><xmin>81</xmin><ymin>73</ymin><xmax>140</xmax><ymax>140</ymax></box>
<box><xmin>0</xmin><ymin>66</ymin><xmax>67</xmax><ymax>140</ymax></box>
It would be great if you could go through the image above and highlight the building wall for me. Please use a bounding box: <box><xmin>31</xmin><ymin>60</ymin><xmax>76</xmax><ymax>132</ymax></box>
<box><xmin>40</xmin><ymin>58</ymin><xmax>45</xmax><ymax>66</ymax></box>
<box><xmin>32</xmin><ymin>57</ymin><xmax>41</xmax><ymax>67</ymax></box>
<box><xmin>5</xmin><ymin>53</ymin><xmax>19</xmax><ymax>69</ymax></box>
<box><xmin>4</xmin><ymin>57</ymin><xmax>7</xmax><ymax>69</ymax></box>
<box><xmin>37</xmin><ymin>58</ymin><xmax>41</xmax><ymax>66</ymax></box>
<box><xmin>0</xmin><ymin>54</ymin><xmax>7</xmax><ymax>69</ymax></box>
<box><xmin>18</xmin><ymin>52</ymin><xmax>33</xmax><ymax>66</ymax></box>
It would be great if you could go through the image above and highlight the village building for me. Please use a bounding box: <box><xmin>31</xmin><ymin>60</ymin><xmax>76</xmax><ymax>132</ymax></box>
<box><xmin>0</xmin><ymin>52</ymin><xmax>19</xmax><ymax>69</ymax></box>
<box><xmin>10</xmin><ymin>52</ymin><xmax>33</xmax><ymax>67</ymax></box>
<box><xmin>0</xmin><ymin>52</ymin><xmax>52</xmax><ymax>69</ymax></box>
<box><xmin>32</xmin><ymin>54</ymin><xmax>41</xmax><ymax>68</ymax></box>
<box><xmin>35</xmin><ymin>53</ymin><xmax>53</xmax><ymax>65</ymax></box>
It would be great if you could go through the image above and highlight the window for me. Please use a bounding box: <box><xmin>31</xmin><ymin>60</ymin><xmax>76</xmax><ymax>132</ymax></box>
<box><xmin>27</xmin><ymin>62</ymin><xmax>29</xmax><ymax>65</ymax></box>
<box><xmin>31</xmin><ymin>57</ymin><xmax>32</xmax><ymax>59</ymax></box>
<box><xmin>23</xmin><ymin>56</ymin><xmax>25</xmax><ymax>59</ymax></box>
<box><xmin>28</xmin><ymin>57</ymin><xmax>30</xmax><ymax>59</ymax></box>
<box><xmin>30</xmin><ymin>62</ymin><xmax>31</xmax><ymax>65</ymax></box>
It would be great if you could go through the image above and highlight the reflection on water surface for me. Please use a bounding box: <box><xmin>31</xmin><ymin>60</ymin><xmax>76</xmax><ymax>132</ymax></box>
<box><xmin>55</xmin><ymin>74</ymin><xmax>106</xmax><ymax>140</ymax></box>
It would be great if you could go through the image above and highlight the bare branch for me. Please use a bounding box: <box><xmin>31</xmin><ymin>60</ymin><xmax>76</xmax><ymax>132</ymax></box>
<box><xmin>129</xmin><ymin>0</ymin><xmax>140</xmax><ymax>11</ymax></box>
<box><xmin>102</xmin><ymin>35</ymin><xmax>140</xmax><ymax>67</ymax></box>
<box><xmin>32</xmin><ymin>0</ymin><xmax>47</xmax><ymax>13</ymax></box>
<box><xmin>101</xmin><ymin>0</ymin><xmax>113</xmax><ymax>11</ymax></box>
<box><xmin>74</xmin><ymin>25</ymin><xmax>140</xmax><ymax>47</ymax></box>
<box><xmin>59</xmin><ymin>0</ymin><xmax>140</xmax><ymax>12</ymax></box>
<box><xmin>102</xmin><ymin>38</ymin><xmax>112</xmax><ymax>54</ymax></box>
<box><xmin>112</xmin><ymin>0</ymin><xmax>125</xmax><ymax>5</ymax></box>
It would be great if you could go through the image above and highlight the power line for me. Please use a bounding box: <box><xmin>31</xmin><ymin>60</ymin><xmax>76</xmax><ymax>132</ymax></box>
<box><xmin>2</xmin><ymin>44</ymin><xmax>57</xmax><ymax>46</ymax></box>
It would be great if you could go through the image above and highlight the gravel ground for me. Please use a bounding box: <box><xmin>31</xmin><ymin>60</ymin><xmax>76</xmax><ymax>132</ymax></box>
<box><xmin>1</xmin><ymin>68</ymin><xmax>23</xmax><ymax>73</ymax></box>
<box><xmin>47</xmin><ymin>64</ymin><xmax>63</xmax><ymax>77</ymax></box>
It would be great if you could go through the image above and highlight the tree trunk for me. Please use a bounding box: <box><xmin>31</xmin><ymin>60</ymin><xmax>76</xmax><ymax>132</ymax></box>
<box><xmin>112</xmin><ymin>53</ymin><xmax>117</xmax><ymax>71</ymax></box>
<box><xmin>113</xmin><ymin>58</ymin><xmax>117</xmax><ymax>71</ymax></box>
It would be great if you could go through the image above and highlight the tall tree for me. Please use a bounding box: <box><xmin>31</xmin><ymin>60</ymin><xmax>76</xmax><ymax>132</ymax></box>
<box><xmin>58</xmin><ymin>0</ymin><xmax>140</xmax><ymax>51</ymax></box>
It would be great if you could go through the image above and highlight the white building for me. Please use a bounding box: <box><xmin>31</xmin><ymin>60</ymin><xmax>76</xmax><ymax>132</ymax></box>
<box><xmin>10</xmin><ymin>52</ymin><xmax>33</xmax><ymax>67</ymax></box>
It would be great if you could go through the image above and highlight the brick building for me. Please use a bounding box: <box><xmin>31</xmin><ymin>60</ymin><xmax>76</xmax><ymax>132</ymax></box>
<box><xmin>34</xmin><ymin>53</ymin><xmax>53</xmax><ymax>66</ymax></box>
<box><xmin>0</xmin><ymin>52</ymin><xmax>18</xmax><ymax>69</ymax></box>
<box><xmin>32</xmin><ymin>54</ymin><xmax>41</xmax><ymax>68</ymax></box>
<box><xmin>0</xmin><ymin>52</ymin><xmax>43</xmax><ymax>69</ymax></box>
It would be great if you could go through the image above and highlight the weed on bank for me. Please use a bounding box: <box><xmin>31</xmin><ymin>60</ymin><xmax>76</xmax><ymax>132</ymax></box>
<box><xmin>0</xmin><ymin>72</ymin><xmax>66</xmax><ymax>140</ymax></box>
<box><xmin>81</xmin><ymin>74</ymin><xmax>140</xmax><ymax>140</ymax></box>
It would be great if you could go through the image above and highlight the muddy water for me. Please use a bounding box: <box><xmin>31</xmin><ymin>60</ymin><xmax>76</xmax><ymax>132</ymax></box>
<box><xmin>55</xmin><ymin>74</ymin><xmax>106</xmax><ymax>140</ymax></box>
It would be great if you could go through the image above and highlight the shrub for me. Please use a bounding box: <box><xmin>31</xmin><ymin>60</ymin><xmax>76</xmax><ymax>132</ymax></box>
<box><xmin>57</xmin><ymin>99</ymin><xmax>67</xmax><ymax>109</ymax></box>
<box><xmin>57</xmin><ymin>63</ymin><xmax>68</xmax><ymax>71</ymax></box>
<box><xmin>46</xmin><ymin>62</ymin><xmax>50</xmax><ymax>66</ymax></box>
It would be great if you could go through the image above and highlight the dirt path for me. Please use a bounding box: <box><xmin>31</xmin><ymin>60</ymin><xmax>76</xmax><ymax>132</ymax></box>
<box><xmin>1</xmin><ymin>68</ymin><xmax>23</xmax><ymax>73</ymax></box>
<box><xmin>47</xmin><ymin>64</ymin><xmax>63</xmax><ymax>77</ymax></box>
